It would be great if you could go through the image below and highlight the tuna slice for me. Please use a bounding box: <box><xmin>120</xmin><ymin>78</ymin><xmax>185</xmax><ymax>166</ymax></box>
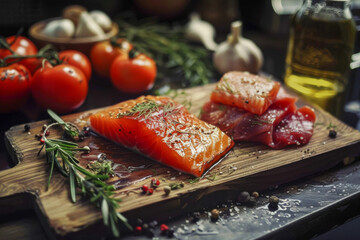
<box><xmin>211</xmin><ymin>71</ymin><xmax>281</xmax><ymax>115</ymax></box>
<box><xmin>200</xmin><ymin>87</ymin><xmax>316</xmax><ymax>149</ymax></box>
<box><xmin>90</xmin><ymin>96</ymin><xmax>235</xmax><ymax>177</ymax></box>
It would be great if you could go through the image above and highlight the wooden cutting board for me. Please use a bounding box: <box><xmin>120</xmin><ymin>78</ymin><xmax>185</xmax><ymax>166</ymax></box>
<box><xmin>1</xmin><ymin>83</ymin><xmax>360</xmax><ymax>238</ymax></box>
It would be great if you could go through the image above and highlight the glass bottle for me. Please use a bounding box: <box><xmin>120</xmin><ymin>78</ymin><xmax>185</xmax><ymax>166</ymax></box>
<box><xmin>284</xmin><ymin>0</ymin><xmax>356</xmax><ymax>117</ymax></box>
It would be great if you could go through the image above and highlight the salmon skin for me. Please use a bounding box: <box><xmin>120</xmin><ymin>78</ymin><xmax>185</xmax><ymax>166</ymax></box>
<box><xmin>211</xmin><ymin>71</ymin><xmax>281</xmax><ymax>115</ymax></box>
<box><xmin>90</xmin><ymin>96</ymin><xmax>234</xmax><ymax>177</ymax></box>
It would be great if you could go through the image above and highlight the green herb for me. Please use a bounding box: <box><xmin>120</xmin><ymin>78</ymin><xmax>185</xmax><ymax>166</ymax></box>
<box><xmin>116</xmin><ymin>19</ymin><xmax>213</xmax><ymax>86</ymax></box>
<box><xmin>188</xmin><ymin>177</ymin><xmax>200</xmax><ymax>184</ymax></box>
<box><xmin>117</xmin><ymin>100</ymin><xmax>160</xmax><ymax>119</ymax></box>
<box><xmin>326</xmin><ymin>123</ymin><xmax>337</xmax><ymax>129</ymax></box>
<box><xmin>169</xmin><ymin>182</ymin><xmax>184</xmax><ymax>190</ymax></box>
<box><xmin>221</xmin><ymin>78</ymin><xmax>235</xmax><ymax>94</ymax></box>
<box><xmin>40</xmin><ymin>110</ymin><xmax>132</xmax><ymax>237</ymax></box>
<box><xmin>88</xmin><ymin>159</ymin><xmax>114</xmax><ymax>176</ymax></box>
<box><xmin>47</xmin><ymin>109</ymin><xmax>79</xmax><ymax>139</ymax></box>
<box><xmin>206</xmin><ymin>173</ymin><xmax>217</xmax><ymax>181</ymax></box>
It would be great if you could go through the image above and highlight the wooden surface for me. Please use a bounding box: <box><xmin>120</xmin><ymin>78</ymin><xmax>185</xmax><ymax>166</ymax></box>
<box><xmin>1</xmin><ymin>83</ymin><xmax>360</xmax><ymax>239</ymax></box>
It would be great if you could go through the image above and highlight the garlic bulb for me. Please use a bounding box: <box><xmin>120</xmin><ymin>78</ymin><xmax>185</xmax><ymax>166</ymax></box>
<box><xmin>75</xmin><ymin>11</ymin><xmax>105</xmax><ymax>38</ymax></box>
<box><xmin>185</xmin><ymin>13</ymin><xmax>217</xmax><ymax>51</ymax></box>
<box><xmin>42</xmin><ymin>19</ymin><xmax>75</xmax><ymax>38</ymax></box>
<box><xmin>89</xmin><ymin>10</ymin><xmax>112</xmax><ymax>32</ymax></box>
<box><xmin>213</xmin><ymin>21</ymin><xmax>263</xmax><ymax>74</ymax></box>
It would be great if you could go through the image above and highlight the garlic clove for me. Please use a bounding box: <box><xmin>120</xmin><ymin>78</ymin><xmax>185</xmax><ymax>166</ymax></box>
<box><xmin>42</xmin><ymin>19</ymin><xmax>75</xmax><ymax>38</ymax></box>
<box><xmin>89</xmin><ymin>10</ymin><xmax>112</xmax><ymax>32</ymax></box>
<box><xmin>75</xmin><ymin>11</ymin><xmax>105</xmax><ymax>38</ymax></box>
<box><xmin>213</xmin><ymin>21</ymin><xmax>263</xmax><ymax>74</ymax></box>
<box><xmin>185</xmin><ymin>13</ymin><xmax>218</xmax><ymax>51</ymax></box>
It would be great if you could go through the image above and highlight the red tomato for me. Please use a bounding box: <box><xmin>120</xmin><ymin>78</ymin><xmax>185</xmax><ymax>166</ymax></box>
<box><xmin>110</xmin><ymin>52</ymin><xmax>157</xmax><ymax>94</ymax></box>
<box><xmin>31</xmin><ymin>64</ymin><xmax>88</xmax><ymax>114</ymax></box>
<box><xmin>90</xmin><ymin>39</ymin><xmax>132</xmax><ymax>77</ymax></box>
<box><xmin>0</xmin><ymin>64</ymin><xmax>32</xmax><ymax>113</ymax></box>
<box><xmin>59</xmin><ymin>50</ymin><xmax>92</xmax><ymax>81</ymax></box>
<box><xmin>0</xmin><ymin>36</ymin><xmax>38</xmax><ymax>74</ymax></box>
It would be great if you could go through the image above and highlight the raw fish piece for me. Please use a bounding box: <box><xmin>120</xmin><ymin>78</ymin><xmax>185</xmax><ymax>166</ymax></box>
<box><xmin>90</xmin><ymin>96</ymin><xmax>234</xmax><ymax>177</ymax></box>
<box><xmin>211</xmin><ymin>71</ymin><xmax>281</xmax><ymax>115</ymax></box>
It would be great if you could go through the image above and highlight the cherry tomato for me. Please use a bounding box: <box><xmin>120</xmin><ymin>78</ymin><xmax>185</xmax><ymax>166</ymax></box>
<box><xmin>90</xmin><ymin>38</ymin><xmax>132</xmax><ymax>77</ymax></box>
<box><xmin>110</xmin><ymin>51</ymin><xmax>157</xmax><ymax>94</ymax></box>
<box><xmin>31</xmin><ymin>64</ymin><xmax>88</xmax><ymax>114</ymax></box>
<box><xmin>59</xmin><ymin>50</ymin><xmax>92</xmax><ymax>82</ymax></box>
<box><xmin>0</xmin><ymin>36</ymin><xmax>38</xmax><ymax>74</ymax></box>
<box><xmin>0</xmin><ymin>63</ymin><xmax>32</xmax><ymax>113</ymax></box>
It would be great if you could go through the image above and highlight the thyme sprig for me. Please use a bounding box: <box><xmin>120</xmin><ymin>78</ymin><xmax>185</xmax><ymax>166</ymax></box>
<box><xmin>39</xmin><ymin>110</ymin><xmax>132</xmax><ymax>237</ymax></box>
<box><xmin>116</xmin><ymin>19</ymin><xmax>213</xmax><ymax>87</ymax></box>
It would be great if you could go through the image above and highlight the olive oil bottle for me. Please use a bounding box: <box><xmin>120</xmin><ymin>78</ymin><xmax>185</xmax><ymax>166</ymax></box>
<box><xmin>285</xmin><ymin>0</ymin><xmax>356</xmax><ymax>117</ymax></box>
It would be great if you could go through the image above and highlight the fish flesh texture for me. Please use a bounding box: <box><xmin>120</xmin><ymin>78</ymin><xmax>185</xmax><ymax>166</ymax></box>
<box><xmin>90</xmin><ymin>96</ymin><xmax>234</xmax><ymax>177</ymax></box>
<box><xmin>211</xmin><ymin>71</ymin><xmax>281</xmax><ymax>115</ymax></box>
<box><xmin>200</xmin><ymin>72</ymin><xmax>316</xmax><ymax>149</ymax></box>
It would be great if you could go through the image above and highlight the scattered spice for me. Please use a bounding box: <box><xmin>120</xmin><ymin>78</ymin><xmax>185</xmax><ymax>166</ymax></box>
<box><xmin>147</xmin><ymin>188</ymin><xmax>154</xmax><ymax>195</ymax></box>
<box><xmin>163</xmin><ymin>186</ymin><xmax>171</xmax><ymax>195</ymax></box>
<box><xmin>268</xmin><ymin>195</ymin><xmax>279</xmax><ymax>210</ymax></box>
<box><xmin>211</xmin><ymin>209</ymin><xmax>220</xmax><ymax>221</ymax></box>
<box><xmin>248</xmin><ymin>196</ymin><xmax>257</xmax><ymax>206</ymax></box>
<box><xmin>151</xmin><ymin>178</ymin><xmax>161</xmax><ymax>188</ymax></box>
<box><xmin>87</xmin><ymin>156</ymin><xmax>114</xmax><ymax>176</ymax></box>
<box><xmin>42</xmin><ymin>124</ymin><xmax>47</xmax><ymax>131</ymax></box>
<box><xmin>135</xmin><ymin>226</ymin><xmax>142</xmax><ymax>235</ymax></box>
<box><xmin>40</xmin><ymin>138</ymin><xmax>45</xmax><ymax>144</ymax></box>
<box><xmin>237</xmin><ymin>191</ymin><xmax>250</xmax><ymax>203</ymax></box>
<box><xmin>24</xmin><ymin>124</ymin><xmax>31</xmax><ymax>132</ymax></box>
<box><xmin>252</xmin><ymin>192</ymin><xmax>259</xmax><ymax>199</ymax></box>
<box><xmin>141</xmin><ymin>185</ymin><xmax>149</xmax><ymax>193</ymax></box>
<box><xmin>192</xmin><ymin>212</ymin><xmax>201</xmax><ymax>222</ymax></box>
<box><xmin>329</xmin><ymin>129</ymin><xmax>337</xmax><ymax>138</ymax></box>
<box><xmin>160</xmin><ymin>224</ymin><xmax>169</xmax><ymax>234</ymax></box>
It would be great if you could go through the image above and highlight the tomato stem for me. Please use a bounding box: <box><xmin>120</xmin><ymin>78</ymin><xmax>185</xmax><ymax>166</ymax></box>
<box><xmin>0</xmin><ymin>38</ymin><xmax>16</xmax><ymax>54</ymax></box>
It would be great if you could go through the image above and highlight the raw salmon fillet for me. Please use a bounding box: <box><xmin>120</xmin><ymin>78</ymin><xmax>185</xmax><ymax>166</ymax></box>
<box><xmin>90</xmin><ymin>96</ymin><xmax>234</xmax><ymax>177</ymax></box>
<box><xmin>211</xmin><ymin>71</ymin><xmax>281</xmax><ymax>115</ymax></box>
<box><xmin>201</xmin><ymin>87</ymin><xmax>316</xmax><ymax>149</ymax></box>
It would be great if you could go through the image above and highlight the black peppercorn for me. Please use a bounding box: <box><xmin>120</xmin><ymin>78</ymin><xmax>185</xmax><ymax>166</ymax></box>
<box><xmin>192</xmin><ymin>212</ymin><xmax>201</xmax><ymax>222</ymax></box>
<box><xmin>268</xmin><ymin>195</ymin><xmax>279</xmax><ymax>210</ymax></box>
<box><xmin>24</xmin><ymin>124</ymin><xmax>31</xmax><ymax>132</ymax></box>
<box><xmin>329</xmin><ymin>129</ymin><xmax>337</xmax><ymax>138</ymax></box>
<box><xmin>237</xmin><ymin>191</ymin><xmax>250</xmax><ymax>203</ymax></box>
<box><xmin>167</xmin><ymin>229</ymin><xmax>174</xmax><ymax>237</ymax></box>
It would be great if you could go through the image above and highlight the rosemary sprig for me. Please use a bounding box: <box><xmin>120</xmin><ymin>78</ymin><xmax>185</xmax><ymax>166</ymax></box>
<box><xmin>47</xmin><ymin>109</ymin><xmax>79</xmax><ymax>139</ymax></box>
<box><xmin>116</xmin><ymin>19</ymin><xmax>213</xmax><ymax>87</ymax></box>
<box><xmin>40</xmin><ymin>110</ymin><xmax>132</xmax><ymax>237</ymax></box>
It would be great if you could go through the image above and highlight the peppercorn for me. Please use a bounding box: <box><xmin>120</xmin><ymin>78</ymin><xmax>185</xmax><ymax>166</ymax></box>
<box><xmin>24</xmin><ymin>124</ymin><xmax>31</xmax><ymax>132</ymax></box>
<box><xmin>42</xmin><ymin>124</ymin><xmax>47</xmax><ymax>131</ymax></box>
<box><xmin>192</xmin><ymin>212</ymin><xmax>201</xmax><ymax>222</ymax></box>
<box><xmin>329</xmin><ymin>129</ymin><xmax>337</xmax><ymax>138</ymax></box>
<box><xmin>40</xmin><ymin>138</ymin><xmax>45</xmax><ymax>144</ymax></box>
<box><xmin>141</xmin><ymin>185</ymin><xmax>149</xmax><ymax>193</ymax></box>
<box><xmin>268</xmin><ymin>195</ymin><xmax>279</xmax><ymax>210</ymax></box>
<box><xmin>148</xmin><ymin>220</ymin><xmax>158</xmax><ymax>229</ymax></box>
<box><xmin>211</xmin><ymin>209</ymin><xmax>220</xmax><ymax>221</ymax></box>
<box><xmin>151</xmin><ymin>178</ymin><xmax>160</xmax><ymax>188</ymax></box>
<box><xmin>148</xmin><ymin>188</ymin><xmax>154</xmax><ymax>195</ymax></box>
<box><xmin>142</xmin><ymin>223</ymin><xmax>149</xmax><ymax>231</ymax></box>
<box><xmin>237</xmin><ymin>191</ymin><xmax>250</xmax><ymax>203</ymax></box>
<box><xmin>134</xmin><ymin>226</ymin><xmax>142</xmax><ymax>235</ymax></box>
<box><xmin>252</xmin><ymin>192</ymin><xmax>259</xmax><ymax>199</ymax></box>
<box><xmin>45</xmin><ymin>130</ymin><xmax>50</xmax><ymax>136</ymax></box>
<box><xmin>83</xmin><ymin>127</ymin><xmax>90</xmax><ymax>136</ymax></box>
<box><xmin>35</xmin><ymin>134</ymin><xmax>41</xmax><ymax>139</ymax></box>
<box><xmin>163</xmin><ymin>186</ymin><xmax>171</xmax><ymax>195</ymax></box>
<box><xmin>160</xmin><ymin>224</ymin><xmax>169</xmax><ymax>235</ymax></box>
<box><xmin>179</xmin><ymin>182</ymin><xmax>185</xmax><ymax>188</ymax></box>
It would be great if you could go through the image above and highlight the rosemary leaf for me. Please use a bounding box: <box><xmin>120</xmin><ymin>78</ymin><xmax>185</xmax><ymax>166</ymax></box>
<box><xmin>110</xmin><ymin>215</ymin><xmax>120</xmax><ymax>238</ymax></box>
<box><xmin>47</xmin><ymin>109</ymin><xmax>65</xmax><ymax>124</ymax></box>
<box><xmin>101</xmin><ymin>198</ymin><xmax>109</xmax><ymax>226</ymax></box>
<box><xmin>69</xmin><ymin>165</ymin><xmax>77</xmax><ymax>203</ymax></box>
<box><xmin>47</xmin><ymin>151</ymin><xmax>55</xmax><ymax>190</ymax></box>
<box><xmin>90</xmin><ymin>193</ymin><xmax>102</xmax><ymax>203</ymax></box>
